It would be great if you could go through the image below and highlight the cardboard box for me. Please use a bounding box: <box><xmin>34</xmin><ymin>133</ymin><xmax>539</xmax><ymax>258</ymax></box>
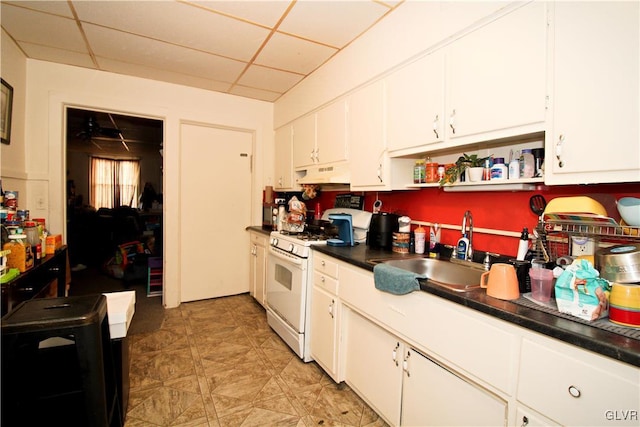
<box><xmin>45</xmin><ymin>234</ymin><xmax>62</xmax><ymax>254</ymax></box>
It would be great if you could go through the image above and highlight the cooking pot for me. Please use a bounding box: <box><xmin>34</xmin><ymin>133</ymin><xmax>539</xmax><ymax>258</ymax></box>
<box><xmin>609</xmin><ymin>283</ymin><xmax>640</xmax><ymax>327</ymax></box>
<box><xmin>596</xmin><ymin>243</ymin><xmax>640</xmax><ymax>283</ymax></box>
<box><xmin>367</xmin><ymin>212</ymin><xmax>399</xmax><ymax>249</ymax></box>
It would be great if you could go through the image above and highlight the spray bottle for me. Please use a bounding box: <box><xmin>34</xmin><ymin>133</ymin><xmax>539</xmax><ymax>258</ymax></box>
<box><xmin>516</xmin><ymin>227</ymin><xmax>529</xmax><ymax>261</ymax></box>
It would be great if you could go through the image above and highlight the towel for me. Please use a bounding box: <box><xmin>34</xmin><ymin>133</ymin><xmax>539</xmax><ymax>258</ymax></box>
<box><xmin>373</xmin><ymin>263</ymin><xmax>424</xmax><ymax>295</ymax></box>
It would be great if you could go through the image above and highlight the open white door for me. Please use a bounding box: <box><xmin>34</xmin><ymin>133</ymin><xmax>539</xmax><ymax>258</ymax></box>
<box><xmin>179</xmin><ymin>123</ymin><xmax>252</xmax><ymax>302</ymax></box>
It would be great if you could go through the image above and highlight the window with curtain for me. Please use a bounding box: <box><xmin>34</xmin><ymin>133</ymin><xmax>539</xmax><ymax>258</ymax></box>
<box><xmin>90</xmin><ymin>157</ymin><xmax>141</xmax><ymax>209</ymax></box>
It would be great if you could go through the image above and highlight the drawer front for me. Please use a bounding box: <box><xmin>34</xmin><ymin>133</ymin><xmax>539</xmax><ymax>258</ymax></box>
<box><xmin>313</xmin><ymin>271</ymin><xmax>338</xmax><ymax>295</ymax></box>
<box><xmin>250</xmin><ymin>231</ymin><xmax>268</xmax><ymax>246</ymax></box>
<box><xmin>313</xmin><ymin>253</ymin><xmax>339</xmax><ymax>279</ymax></box>
<box><xmin>518</xmin><ymin>337</ymin><xmax>640</xmax><ymax>426</ymax></box>
<box><xmin>339</xmin><ymin>264</ymin><xmax>516</xmax><ymax>395</ymax></box>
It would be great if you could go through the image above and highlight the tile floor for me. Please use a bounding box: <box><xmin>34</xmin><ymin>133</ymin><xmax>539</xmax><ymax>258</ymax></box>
<box><xmin>124</xmin><ymin>294</ymin><xmax>388</xmax><ymax>427</ymax></box>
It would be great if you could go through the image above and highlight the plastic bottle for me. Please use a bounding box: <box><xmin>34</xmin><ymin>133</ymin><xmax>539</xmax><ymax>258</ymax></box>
<box><xmin>413</xmin><ymin>160</ymin><xmax>425</xmax><ymax>184</ymax></box>
<box><xmin>520</xmin><ymin>149</ymin><xmax>535</xmax><ymax>179</ymax></box>
<box><xmin>516</xmin><ymin>227</ymin><xmax>529</xmax><ymax>261</ymax></box>
<box><xmin>482</xmin><ymin>158</ymin><xmax>492</xmax><ymax>181</ymax></box>
<box><xmin>429</xmin><ymin>223</ymin><xmax>441</xmax><ymax>258</ymax></box>
<box><xmin>490</xmin><ymin>157</ymin><xmax>508</xmax><ymax>180</ymax></box>
<box><xmin>456</xmin><ymin>233</ymin><xmax>470</xmax><ymax>260</ymax></box>
<box><xmin>508</xmin><ymin>157</ymin><xmax>520</xmax><ymax>180</ymax></box>
<box><xmin>414</xmin><ymin>226</ymin><xmax>426</xmax><ymax>254</ymax></box>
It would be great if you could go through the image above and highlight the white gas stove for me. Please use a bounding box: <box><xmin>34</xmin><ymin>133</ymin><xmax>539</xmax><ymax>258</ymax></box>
<box><xmin>265</xmin><ymin>208</ymin><xmax>372</xmax><ymax>361</ymax></box>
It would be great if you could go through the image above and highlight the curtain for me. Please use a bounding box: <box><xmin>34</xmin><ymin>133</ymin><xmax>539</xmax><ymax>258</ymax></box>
<box><xmin>90</xmin><ymin>157</ymin><xmax>140</xmax><ymax>209</ymax></box>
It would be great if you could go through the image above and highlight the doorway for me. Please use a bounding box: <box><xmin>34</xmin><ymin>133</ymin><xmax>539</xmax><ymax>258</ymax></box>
<box><xmin>65</xmin><ymin>107</ymin><xmax>164</xmax><ymax>293</ymax></box>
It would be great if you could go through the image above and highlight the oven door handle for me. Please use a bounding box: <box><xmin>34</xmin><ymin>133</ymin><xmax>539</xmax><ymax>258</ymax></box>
<box><xmin>269</xmin><ymin>247</ymin><xmax>305</xmax><ymax>267</ymax></box>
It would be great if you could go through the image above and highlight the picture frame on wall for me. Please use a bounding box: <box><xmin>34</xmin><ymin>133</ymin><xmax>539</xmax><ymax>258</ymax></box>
<box><xmin>1</xmin><ymin>78</ymin><xmax>14</xmax><ymax>145</ymax></box>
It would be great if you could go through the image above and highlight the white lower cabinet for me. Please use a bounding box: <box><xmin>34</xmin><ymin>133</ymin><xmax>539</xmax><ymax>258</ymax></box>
<box><xmin>310</xmin><ymin>284</ymin><xmax>341</xmax><ymax>382</ymax></box>
<box><xmin>312</xmin><ymin>252</ymin><xmax>640</xmax><ymax>427</ymax></box>
<box><xmin>310</xmin><ymin>253</ymin><xmax>342</xmax><ymax>382</ymax></box>
<box><xmin>517</xmin><ymin>334</ymin><xmax>640</xmax><ymax>426</ymax></box>
<box><xmin>344</xmin><ymin>308</ymin><xmax>403</xmax><ymax>426</ymax></box>
<box><xmin>248</xmin><ymin>230</ymin><xmax>267</xmax><ymax>307</ymax></box>
<box><xmin>402</xmin><ymin>347</ymin><xmax>507</xmax><ymax>427</ymax></box>
<box><xmin>515</xmin><ymin>405</ymin><xmax>559</xmax><ymax>427</ymax></box>
<box><xmin>344</xmin><ymin>307</ymin><xmax>507</xmax><ymax>427</ymax></box>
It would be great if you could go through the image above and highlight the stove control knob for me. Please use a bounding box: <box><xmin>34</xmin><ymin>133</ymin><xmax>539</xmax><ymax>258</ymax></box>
<box><xmin>271</xmin><ymin>238</ymin><xmax>278</xmax><ymax>246</ymax></box>
<box><xmin>288</xmin><ymin>243</ymin><xmax>295</xmax><ymax>253</ymax></box>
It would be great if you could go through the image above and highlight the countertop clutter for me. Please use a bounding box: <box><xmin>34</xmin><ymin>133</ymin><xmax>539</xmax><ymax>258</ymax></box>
<box><xmin>312</xmin><ymin>243</ymin><xmax>640</xmax><ymax>368</ymax></box>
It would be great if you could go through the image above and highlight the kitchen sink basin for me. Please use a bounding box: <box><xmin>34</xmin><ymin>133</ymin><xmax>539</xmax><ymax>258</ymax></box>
<box><xmin>370</xmin><ymin>257</ymin><xmax>485</xmax><ymax>292</ymax></box>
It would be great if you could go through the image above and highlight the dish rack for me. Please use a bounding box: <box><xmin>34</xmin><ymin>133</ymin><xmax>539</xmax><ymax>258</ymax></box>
<box><xmin>539</xmin><ymin>214</ymin><xmax>640</xmax><ymax>262</ymax></box>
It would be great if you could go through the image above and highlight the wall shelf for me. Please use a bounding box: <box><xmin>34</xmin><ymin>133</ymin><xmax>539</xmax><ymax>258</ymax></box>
<box><xmin>406</xmin><ymin>178</ymin><xmax>543</xmax><ymax>192</ymax></box>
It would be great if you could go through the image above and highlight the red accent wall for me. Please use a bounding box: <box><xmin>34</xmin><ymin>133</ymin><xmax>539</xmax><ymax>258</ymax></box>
<box><xmin>312</xmin><ymin>183</ymin><xmax>640</xmax><ymax>258</ymax></box>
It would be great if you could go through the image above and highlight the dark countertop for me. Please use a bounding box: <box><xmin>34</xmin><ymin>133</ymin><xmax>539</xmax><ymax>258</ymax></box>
<box><xmin>312</xmin><ymin>243</ymin><xmax>640</xmax><ymax>368</ymax></box>
<box><xmin>246</xmin><ymin>226</ymin><xmax>273</xmax><ymax>236</ymax></box>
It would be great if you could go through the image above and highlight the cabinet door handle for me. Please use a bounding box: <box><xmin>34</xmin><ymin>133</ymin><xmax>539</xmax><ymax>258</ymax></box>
<box><xmin>521</xmin><ymin>416</ymin><xmax>529</xmax><ymax>427</ymax></box>
<box><xmin>377</xmin><ymin>164</ymin><xmax>383</xmax><ymax>182</ymax></box>
<box><xmin>568</xmin><ymin>385</ymin><xmax>581</xmax><ymax>398</ymax></box>
<box><xmin>403</xmin><ymin>350</ymin><xmax>411</xmax><ymax>377</ymax></box>
<box><xmin>449</xmin><ymin>110</ymin><xmax>456</xmax><ymax>135</ymax></box>
<box><xmin>433</xmin><ymin>114</ymin><xmax>439</xmax><ymax>139</ymax></box>
<box><xmin>328</xmin><ymin>299</ymin><xmax>334</xmax><ymax>318</ymax></box>
<box><xmin>392</xmin><ymin>342</ymin><xmax>400</xmax><ymax>366</ymax></box>
<box><xmin>556</xmin><ymin>134</ymin><xmax>565</xmax><ymax>168</ymax></box>
<box><xmin>321</xmin><ymin>260</ymin><xmax>326</xmax><ymax>266</ymax></box>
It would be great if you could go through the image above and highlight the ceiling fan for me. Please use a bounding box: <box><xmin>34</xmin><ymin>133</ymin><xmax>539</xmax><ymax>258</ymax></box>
<box><xmin>75</xmin><ymin>113</ymin><xmax>132</xmax><ymax>151</ymax></box>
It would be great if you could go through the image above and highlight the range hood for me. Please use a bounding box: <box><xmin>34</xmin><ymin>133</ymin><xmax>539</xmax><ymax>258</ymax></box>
<box><xmin>296</xmin><ymin>164</ymin><xmax>350</xmax><ymax>185</ymax></box>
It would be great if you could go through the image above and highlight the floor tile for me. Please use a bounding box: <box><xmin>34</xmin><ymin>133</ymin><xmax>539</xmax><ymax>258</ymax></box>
<box><xmin>125</xmin><ymin>294</ymin><xmax>386</xmax><ymax>427</ymax></box>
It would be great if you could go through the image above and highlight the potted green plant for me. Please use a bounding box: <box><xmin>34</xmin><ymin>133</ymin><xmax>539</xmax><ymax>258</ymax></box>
<box><xmin>439</xmin><ymin>153</ymin><xmax>491</xmax><ymax>186</ymax></box>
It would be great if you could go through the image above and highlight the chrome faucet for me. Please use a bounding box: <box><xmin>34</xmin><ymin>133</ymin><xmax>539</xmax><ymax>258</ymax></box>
<box><xmin>460</xmin><ymin>210</ymin><xmax>473</xmax><ymax>261</ymax></box>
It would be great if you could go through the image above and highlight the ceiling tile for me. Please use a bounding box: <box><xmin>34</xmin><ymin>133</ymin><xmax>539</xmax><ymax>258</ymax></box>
<box><xmin>19</xmin><ymin>42</ymin><xmax>96</xmax><ymax>68</ymax></box>
<box><xmin>1</xmin><ymin>3</ymin><xmax>88</xmax><ymax>52</ymax></box>
<box><xmin>97</xmin><ymin>57</ymin><xmax>234</xmax><ymax>93</ymax></box>
<box><xmin>73</xmin><ymin>1</ymin><xmax>270</xmax><ymax>61</ymax></box>
<box><xmin>238</xmin><ymin>64</ymin><xmax>304</xmax><ymax>93</ymax></box>
<box><xmin>255</xmin><ymin>32</ymin><xmax>337</xmax><ymax>75</ymax></box>
<box><xmin>84</xmin><ymin>24</ymin><xmax>246</xmax><ymax>83</ymax></box>
<box><xmin>229</xmin><ymin>85</ymin><xmax>281</xmax><ymax>102</ymax></box>
<box><xmin>3</xmin><ymin>1</ymin><xmax>74</xmax><ymax>18</ymax></box>
<box><xmin>1</xmin><ymin>0</ymin><xmax>404</xmax><ymax>102</ymax></box>
<box><xmin>279</xmin><ymin>0</ymin><xmax>390</xmax><ymax>48</ymax></box>
<box><xmin>187</xmin><ymin>1</ymin><xmax>293</xmax><ymax>28</ymax></box>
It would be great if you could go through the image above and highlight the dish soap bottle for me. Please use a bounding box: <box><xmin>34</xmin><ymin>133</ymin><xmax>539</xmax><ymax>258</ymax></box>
<box><xmin>456</xmin><ymin>233</ymin><xmax>470</xmax><ymax>260</ymax></box>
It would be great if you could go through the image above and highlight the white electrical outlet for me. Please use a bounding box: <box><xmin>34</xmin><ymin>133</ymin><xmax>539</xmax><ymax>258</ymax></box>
<box><xmin>571</xmin><ymin>236</ymin><xmax>595</xmax><ymax>256</ymax></box>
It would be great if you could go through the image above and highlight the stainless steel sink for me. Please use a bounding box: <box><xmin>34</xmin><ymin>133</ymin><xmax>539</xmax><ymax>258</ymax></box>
<box><xmin>370</xmin><ymin>257</ymin><xmax>485</xmax><ymax>292</ymax></box>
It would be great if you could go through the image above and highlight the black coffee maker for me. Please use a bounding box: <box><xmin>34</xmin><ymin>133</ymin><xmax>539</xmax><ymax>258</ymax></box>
<box><xmin>366</xmin><ymin>212</ymin><xmax>399</xmax><ymax>250</ymax></box>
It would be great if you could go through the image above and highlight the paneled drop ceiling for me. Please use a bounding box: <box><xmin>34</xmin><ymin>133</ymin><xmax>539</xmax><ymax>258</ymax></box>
<box><xmin>1</xmin><ymin>0</ymin><xmax>403</xmax><ymax>102</ymax></box>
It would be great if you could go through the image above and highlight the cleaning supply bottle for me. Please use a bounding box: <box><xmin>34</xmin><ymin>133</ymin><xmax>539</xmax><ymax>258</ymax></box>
<box><xmin>516</xmin><ymin>227</ymin><xmax>529</xmax><ymax>261</ymax></box>
<box><xmin>456</xmin><ymin>233</ymin><xmax>470</xmax><ymax>260</ymax></box>
<box><xmin>429</xmin><ymin>223</ymin><xmax>441</xmax><ymax>258</ymax></box>
<box><xmin>414</xmin><ymin>226</ymin><xmax>426</xmax><ymax>254</ymax></box>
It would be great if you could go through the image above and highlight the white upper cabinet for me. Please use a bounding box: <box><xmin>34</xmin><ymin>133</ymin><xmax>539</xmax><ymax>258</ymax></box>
<box><xmin>545</xmin><ymin>1</ymin><xmax>640</xmax><ymax>185</ymax></box>
<box><xmin>316</xmin><ymin>99</ymin><xmax>349</xmax><ymax>166</ymax></box>
<box><xmin>349</xmin><ymin>81</ymin><xmax>388</xmax><ymax>188</ymax></box>
<box><xmin>386</xmin><ymin>50</ymin><xmax>445</xmax><ymax>154</ymax></box>
<box><xmin>274</xmin><ymin>125</ymin><xmax>294</xmax><ymax>190</ymax></box>
<box><xmin>446</xmin><ymin>1</ymin><xmax>547</xmax><ymax>145</ymax></box>
<box><xmin>292</xmin><ymin>100</ymin><xmax>348</xmax><ymax>170</ymax></box>
<box><xmin>292</xmin><ymin>114</ymin><xmax>316</xmax><ymax>169</ymax></box>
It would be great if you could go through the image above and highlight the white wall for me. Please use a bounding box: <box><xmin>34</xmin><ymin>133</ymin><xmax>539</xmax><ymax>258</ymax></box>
<box><xmin>0</xmin><ymin>29</ymin><xmax>28</xmax><ymax>198</ymax></box>
<box><xmin>24</xmin><ymin>60</ymin><xmax>273</xmax><ymax>308</ymax></box>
